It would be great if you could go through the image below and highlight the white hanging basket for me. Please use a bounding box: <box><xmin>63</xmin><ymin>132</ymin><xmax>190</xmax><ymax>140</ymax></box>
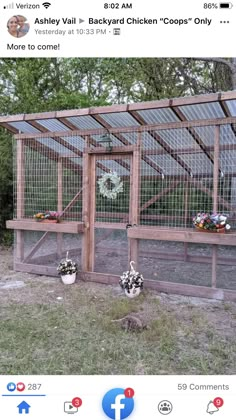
<box><xmin>124</xmin><ymin>286</ymin><xmax>141</xmax><ymax>298</ymax></box>
<box><xmin>61</xmin><ymin>272</ymin><xmax>76</xmax><ymax>285</ymax></box>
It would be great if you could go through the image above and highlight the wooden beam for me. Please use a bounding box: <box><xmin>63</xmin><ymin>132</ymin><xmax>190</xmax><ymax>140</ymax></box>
<box><xmin>212</xmin><ymin>126</ymin><xmax>220</xmax><ymax>288</ymax></box>
<box><xmin>7</xmin><ymin>219</ymin><xmax>84</xmax><ymax>233</ymax></box>
<box><xmin>16</xmin><ymin>139</ymin><xmax>24</xmax><ymax>261</ymax></box>
<box><xmin>81</xmin><ymin>272</ymin><xmax>236</xmax><ymax>302</ymax></box>
<box><xmin>57</xmin><ymin>159</ymin><xmax>63</xmax><ymax>257</ymax></box>
<box><xmin>88</xmin><ymin>155</ymin><xmax>96</xmax><ymax>271</ymax></box>
<box><xmin>127</xmin><ymin>226</ymin><xmax>236</xmax><ymax>246</ymax></box>
<box><xmin>14</xmin><ymin>116</ymin><xmax>236</xmax><ymax>139</ymax></box>
<box><xmin>81</xmin><ymin>152</ymin><xmax>90</xmax><ymax>271</ymax></box>
<box><xmin>2</xmin><ymin>91</ymin><xmax>236</xmax><ymax>126</ymax></box>
<box><xmin>129</xmin><ymin>145</ymin><xmax>141</xmax><ymax>266</ymax></box>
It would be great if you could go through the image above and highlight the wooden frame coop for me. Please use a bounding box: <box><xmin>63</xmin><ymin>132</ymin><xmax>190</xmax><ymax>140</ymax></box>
<box><xmin>2</xmin><ymin>91</ymin><xmax>236</xmax><ymax>301</ymax></box>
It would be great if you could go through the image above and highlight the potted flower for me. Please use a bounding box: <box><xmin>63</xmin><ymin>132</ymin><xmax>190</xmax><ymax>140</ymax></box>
<box><xmin>193</xmin><ymin>212</ymin><xmax>231</xmax><ymax>233</ymax></box>
<box><xmin>33</xmin><ymin>211</ymin><xmax>63</xmax><ymax>223</ymax></box>
<box><xmin>119</xmin><ymin>261</ymin><xmax>144</xmax><ymax>298</ymax></box>
<box><xmin>57</xmin><ymin>252</ymin><xmax>78</xmax><ymax>285</ymax></box>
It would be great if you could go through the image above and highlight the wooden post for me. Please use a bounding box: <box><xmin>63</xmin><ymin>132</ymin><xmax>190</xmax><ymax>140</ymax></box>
<box><xmin>16</xmin><ymin>139</ymin><xmax>24</xmax><ymax>262</ymax></box>
<box><xmin>57</xmin><ymin>159</ymin><xmax>63</xmax><ymax>257</ymax></box>
<box><xmin>128</xmin><ymin>134</ymin><xmax>141</xmax><ymax>269</ymax></box>
<box><xmin>212</xmin><ymin>125</ymin><xmax>220</xmax><ymax>288</ymax></box>
<box><xmin>81</xmin><ymin>152</ymin><xmax>90</xmax><ymax>272</ymax></box>
<box><xmin>88</xmin><ymin>155</ymin><xmax>96</xmax><ymax>271</ymax></box>
<box><xmin>184</xmin><ymin>180</ymin><xmax>189</xmax><ymax>262</ymax></box>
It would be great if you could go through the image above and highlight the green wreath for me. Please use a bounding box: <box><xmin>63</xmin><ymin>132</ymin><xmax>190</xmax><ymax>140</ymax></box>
<box><xmin>98</xmin><ymin>171</ymin><xmax>123</xmax><ymax>199</ymax></box>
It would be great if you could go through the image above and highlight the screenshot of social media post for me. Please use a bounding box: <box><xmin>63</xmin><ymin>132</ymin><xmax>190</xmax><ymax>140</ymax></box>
<box><xmin>0</xmin><ymin>0</ymin><xmax>235</xmax><ymax>419</ymax></box>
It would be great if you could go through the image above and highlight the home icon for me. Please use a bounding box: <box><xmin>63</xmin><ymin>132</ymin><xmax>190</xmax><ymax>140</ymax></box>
<box><xmin>17</xmin><ymin>401</ymin><xmax>31</xmax><ymax>414</ymax></box>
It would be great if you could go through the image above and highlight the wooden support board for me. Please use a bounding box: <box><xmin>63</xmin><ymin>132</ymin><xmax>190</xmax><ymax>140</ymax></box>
<box><xmin>7</xmin><ymin>219</ymin><xmax>84</xmax><ymax>234</ymax></box>
<box><xmin>12</xmin><ymin>264</ymin><xmax>236</xmax><ymax>302</ymax></box>
<box><xmin>81</xmin><ymin>272</ymin><xmax>236</xmax><ymax>302</ymax></box>
<box><xmin>127</xmin><ymin>226</ymin><xmax>236</xmax><ymax>246</ymax></box>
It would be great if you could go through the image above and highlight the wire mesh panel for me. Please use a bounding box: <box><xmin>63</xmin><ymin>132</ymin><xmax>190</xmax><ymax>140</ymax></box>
<box><xmin>138</xmin><ymin>240</ymin><xmax>212</xmax><ymax>287</ymax></box>
<box><xmin>94</xmin><ymin>228</ymin><xmax>128</xmax><ymax>275</ymax></box>
<box><xmin>15</xmin><ymin>138</ymin><xmax>83</xmax><ymax>220</ymax></box>
<box><xmin>19</xmin><ymin>231</ymin><xmax>82</xmax><ymax>267</ymax></box>
<box><xmin>140</xmin><ymin>126</ymin><xmax>216</xmax><ymax>228</ymax></box>
<box><xmin>95</xmin><ymin>156</ymin><xmax>131</xmax><ymax>224</ymax></box>
<box><xmin>24</xmin><ymin>143</ymin><xmax>58</xmax><ymax>218</ymax></box>
<box><xmin>217</xmin><ymin>245</ymin><xmax>236</xmax><ymax>290</ymax></box>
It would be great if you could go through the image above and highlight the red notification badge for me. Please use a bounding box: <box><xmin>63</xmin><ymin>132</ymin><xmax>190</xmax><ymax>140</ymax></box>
<box><xmin>213</xmin><ymin>397</ymin><xmax>224</xmax><ymax>408</ymax></box>
<box><xmin>72</xmin><ymin>397</ymin><xmax>82</xmax><ymax>408</ymax></box>
<box><xmin>124</xmin><ymin>388</ymin><xmax>134</xmax><ymax>398</ymax></box>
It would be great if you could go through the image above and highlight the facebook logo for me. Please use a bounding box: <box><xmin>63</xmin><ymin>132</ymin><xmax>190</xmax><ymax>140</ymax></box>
<box><xmin>102</xmin><ymin>388</ymin><xmax>134</xmax><ymax>420</ymax></box>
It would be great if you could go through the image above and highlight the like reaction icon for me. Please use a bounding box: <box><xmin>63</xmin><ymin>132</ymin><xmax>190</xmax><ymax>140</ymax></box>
<box><xmin>7</xmin><ymin>382</ymin><xmax>16</xmax><ymax>392</ymax></box>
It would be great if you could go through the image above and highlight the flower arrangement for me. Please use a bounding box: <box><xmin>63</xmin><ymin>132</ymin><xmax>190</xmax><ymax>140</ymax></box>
<box><xmin>98</xmin><ymin>171</ymin><xmax>123</xmax><ymax>200</ymax></box>
<box><xmin>57</xmin><ymin>252</ymin><xmax>78</xmax><ymax>276</ymax></box>
<box><xmin>33</xmin><ymin>211</ymin><xmax>63</xmax><ymax>222</ymax></box>
<box><xmin>119</xmin><ymin>261</ymin><xmax>144</xmax><ymax>295</ymax></box>
<box><xmin>193</xmin><ymin>212</ymin><xmax>231</xmax><ymax>232</ymax></box>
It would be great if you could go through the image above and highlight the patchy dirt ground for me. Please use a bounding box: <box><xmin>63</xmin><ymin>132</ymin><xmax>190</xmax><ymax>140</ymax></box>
<box><xmin>0</xmin><ymin>246</ymin><xmax>236</xmax><ymax>375</ymax></box>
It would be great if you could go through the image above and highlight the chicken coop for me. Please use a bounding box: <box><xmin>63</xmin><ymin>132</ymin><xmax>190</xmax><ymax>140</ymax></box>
<box><xmin>2</xmin><ymin>91</ymin><xmax>236</xmax><ymax>301</ymax></box>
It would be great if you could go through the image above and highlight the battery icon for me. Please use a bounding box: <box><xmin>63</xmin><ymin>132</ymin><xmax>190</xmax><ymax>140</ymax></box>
<box><xmin>219</xmin><ymin>2</ymin><xmax>233</xmax><ymax>7</ymax></box>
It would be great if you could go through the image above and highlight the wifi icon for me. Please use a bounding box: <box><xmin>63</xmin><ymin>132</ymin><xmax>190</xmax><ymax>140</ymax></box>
<box><xmin>42</xmin><ymin>2</ymin><xmax>51</xmax><ymax>8</ymax></box>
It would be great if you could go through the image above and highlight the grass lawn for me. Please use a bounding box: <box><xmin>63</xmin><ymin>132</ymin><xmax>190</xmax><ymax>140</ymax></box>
<box><xmin>0</xmin><ymin>264</ymin><xmax>235</xmax><ymax>375</ymax></box>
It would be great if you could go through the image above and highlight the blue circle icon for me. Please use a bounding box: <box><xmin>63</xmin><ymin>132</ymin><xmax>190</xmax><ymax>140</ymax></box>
<box><xmin>7</xmin><ymin>382</ymin><xmax>16</xmax><ymax>392</ymax></box>
<box><xmin>102</xmin><ymin>388</ymin><xmax>134</xmax><ymax>419</ymax></box>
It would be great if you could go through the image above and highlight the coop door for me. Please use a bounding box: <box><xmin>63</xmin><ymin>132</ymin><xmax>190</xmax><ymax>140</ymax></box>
<box><xmin>95</xmin><ymin>154</ymin><xmax>132</xmax><ymax>225</ymax></box>
<box><xmin>93</xmin><ymin>153</ymin><xmax>133</xmax><ymax>274</ymax></box>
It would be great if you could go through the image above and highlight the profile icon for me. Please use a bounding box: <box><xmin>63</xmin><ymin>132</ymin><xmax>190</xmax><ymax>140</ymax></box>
<box><xmin>7</xmin><ymin>15</ymin><xmax>30</xmax><ymax>38</ymax></box>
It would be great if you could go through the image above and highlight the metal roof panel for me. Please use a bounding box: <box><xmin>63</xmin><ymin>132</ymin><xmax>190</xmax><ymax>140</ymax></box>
<box><xmin>66</xmin><ymin>116</ymin><xmax>103</xmax><ymax>129</ymax></box>
<box><xmin>225</xmin><ymin>100</ymin><xmax>236</xmax><ymax>116</ymax></box>
<box><xmin>36</xmin><ymin>119</ymin><xmax>68</xmax><ymax>132</ymax></box>
<box><xmin>137</xmin><ymin>108</ymin><xmax>179</xmax><ymax>124</ymax></box>
<box><xmin>178</xmin><ymin>102</ymin><xmax>225</xmax><ymax>120</ymax></box>
<box><xmin>9</xmin><ymin>121</ymin><xmax>41</xmax><ymax>133</ymax></box>
<box><xmin>99</xmin><ymin>112</ymin><xmax>140</xmax><ymax>127</ymax></box>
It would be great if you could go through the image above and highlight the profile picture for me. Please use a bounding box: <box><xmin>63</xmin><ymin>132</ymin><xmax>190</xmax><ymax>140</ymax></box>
<box><xmin>7</xmin><ymin>15</ymin><xmax>30</xmax><ymax>38</ymax></box>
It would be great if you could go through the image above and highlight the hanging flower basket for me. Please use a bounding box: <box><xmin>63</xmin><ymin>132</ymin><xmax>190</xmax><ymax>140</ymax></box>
<box><xmin>193</xmin><ymin>212</ymin><xmax>231</xmax><ymax>233</ymax></box>
<box><xmin>119</xmin><ymin>261</ymin><xmax>144</xmax><ymax>298</ymax></box>
<box><xmin>98</xmin><ymin>171</ymin><xmax>123</xmax><ymax>200</ymax></box>
<box><xmin>60</xmin><ymin>272</ymin><xmax>76</xmax><ymax>285</ymax></box>
<box><xmin>57</xmin><ymin>252</ymin><xmax>78</xmax><ymax>285</ymax></box>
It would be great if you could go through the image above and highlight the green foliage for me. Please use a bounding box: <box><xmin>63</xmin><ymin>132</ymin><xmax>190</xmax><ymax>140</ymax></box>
<box><xmin>0</xmin><ymin>133</ymin><xmax>13</xmax><ymax>243</ymax></box>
